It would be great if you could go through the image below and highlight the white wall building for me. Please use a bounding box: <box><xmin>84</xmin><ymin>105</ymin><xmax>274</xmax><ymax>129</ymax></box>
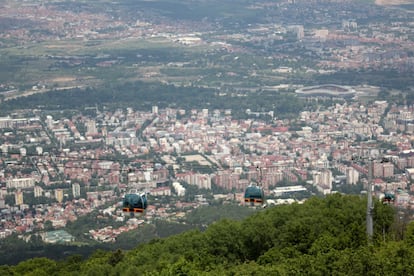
<box><xmin>173</xmin><ymin>182</ymin><xmax>186</xmax><ymax>196</ymax></box>
<box><xmin>346</xmin><ymin>167</ymin><xmax>359</xmax><ymax>185</ymax></box>
<box><xmin>6</xmin><ymin>177</ymin><xmax>36</xmax><ymax>189</ymax></box>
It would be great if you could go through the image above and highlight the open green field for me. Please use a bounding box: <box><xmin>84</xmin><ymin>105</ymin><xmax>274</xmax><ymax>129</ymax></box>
<box><xmin>0</xmin><ymin>33</ymin><xmax>302</xmax><ymax>97</ymax></box>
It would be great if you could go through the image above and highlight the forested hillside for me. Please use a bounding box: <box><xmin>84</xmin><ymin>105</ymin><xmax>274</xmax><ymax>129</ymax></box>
<box><xmin>1</xmin><ymin>194</ymin><xmax>414</xmax><ymax>275</ymax></box>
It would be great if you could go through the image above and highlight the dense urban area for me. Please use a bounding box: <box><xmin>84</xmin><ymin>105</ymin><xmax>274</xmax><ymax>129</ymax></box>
<box><xmin>1</xmin><ymin>0</ymin><xmax>414</xmax><ymax>272</ymax></box>
<box><xmin>1</xmin><ymin>93</ymin><xmax>414</xmax><ymax>242</ymax></box>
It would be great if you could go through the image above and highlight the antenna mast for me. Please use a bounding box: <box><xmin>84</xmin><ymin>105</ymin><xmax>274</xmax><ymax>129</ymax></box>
<box><xmin>367</xmin><ymin>158</ymin><xmax>373</xmax><ymax>241</ymax></box>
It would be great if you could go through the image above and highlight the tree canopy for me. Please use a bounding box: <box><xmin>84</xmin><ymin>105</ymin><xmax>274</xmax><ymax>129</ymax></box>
<box><xmin>2</xmin><ymin>194</ymin><xmax>413</xmax><ymax>275</ymax></box>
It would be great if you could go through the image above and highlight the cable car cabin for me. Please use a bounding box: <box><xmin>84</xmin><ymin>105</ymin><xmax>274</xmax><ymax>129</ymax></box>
<box><xmin>122</xmin><ymin>192</ymin><xmax>148</xmax><ymax>213</ymax></box>
<box><xmin>244</xmin><ymin>185</ymin><xmax>265</xmax><ymax>206</ymax></box>
<box><xmin>382</xmin><ymin>192</ymin><xmax>395</xmax><ymax>205</ymax></box>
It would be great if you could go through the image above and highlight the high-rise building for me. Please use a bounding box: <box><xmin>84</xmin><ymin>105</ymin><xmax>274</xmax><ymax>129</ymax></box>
<box><xmin>383</xmin><ymin>163</ymin><xmax>394</xmax><ymax>178</ymax></box>
<box><xmin>372</xmin><ymin>162</ymin><xmax>394</xmax><ymax>178</ymax></box>
<box><xmin>197</xmin><ymin>174</ymin><xmax>211</xmax><ymax>190</ymax></box>
<box><xmin>46</xmin><ymin>115</ymin><xmax>53</xmax><ymax>129</ymax></box>
<box><xmin>72</xmin><ymin>183</ymin><xmax>81</xmax><ymax>198</ymax></box>
<box><xmin>287</xmin><ymin>25</ymin><xmax>304</xmax><ymax>40</ymax></box>
<box><xmin>346</xmin><ymin>167</ymin><xmax>359</xmax><ymax>185</ymax></box>
<box><xmin>0</xmin><ymin>187</ymin><xmax>7</xmax><ymax>199</ymax></box>
<box><xmin>101</xmin><ymin>126</ymin><xmax>107</xmax><ymax>137</ymax></box>
<box><xmin>34</xmin><ymin>186</ymin><xmax>43</xmax><ymax>198</ymax></box>
<box><xmin>55</xmin><ymin>189</ymin><xmax>64</xmax><ymax>203</ymax></box>
<box><xmin>1</xmin><ymin>144</ymin><xmax>7</xmax><ymax>154</ymax></box>
<box><xmin>86</xmin><ymin>119</ymin><xmax>97</xmax><ymax>136</ymax></box>
<box><xmin>202</xmin><ymin>109</ymin><xmax>209</xmax><ymax>118</ymax></box>
<box><xmin>15</xmin><ymin>190</ymin><xmax>24</xmax><ymax>205</ymax></box>
<box><xmin>36</xmin><ymin>146</ymin><xmax>43</xmax><ymax>155</ymax></box>
<box><xmin>373</xmin><ymin>162</ymin><xmax>384</xmax><ymax>178</ymax></box>
<box><xmin>313</xmin><ymin>170</ymin><xmax>333</xmax><ymax>189</ymax></box>
<box><xmin>321</xmin><ymin>169</ymin><xmax>333</xmax><ymax>189</ymax></box>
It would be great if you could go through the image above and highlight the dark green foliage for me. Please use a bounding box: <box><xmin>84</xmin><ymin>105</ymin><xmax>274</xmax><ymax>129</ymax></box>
<box><xmin>114</xmin><ymin>224</ymin><xmax>157</xmax><ymax>250</ymax></box>
<box><xmin>0</xmin><ymin>265</ymin><xmax>14</xmax><ymax>276</ymax></box>
<box><xmin>0</xmin><ymin>82</ymin><xmax>304</xmax><ymax>119</ymax></box>
<box><xmin>314</xmin><ymin>69</ymin><xmax>414</xmax><ymax>90</ymax></box>
<box><xmin>13</xmin><ymin>257</ymin><xmax>57</xmax><ymax>276</ymax></box>
<box><xmin>6</xmin><ymin>194</ymin><xmax>414</xmax><ymax>274</ymax></box>
<box><xmin>153</xmin><ymin>220</ymin><xmax>196</xmax><ymax>239</ymax></box>
<box><xmin>57</xmin><ymin>254</ymin><xmax>83</xmax><ymax>275</ymax></box>
<box><xmin>185</xmin><ymin>204</ymin><xmax>256</xmax><ymax>225</ymax></box>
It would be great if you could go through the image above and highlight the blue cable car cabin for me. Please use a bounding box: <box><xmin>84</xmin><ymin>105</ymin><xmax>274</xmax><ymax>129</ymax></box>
<box><xmin>382</xmin><ymin>192</ymin><xmax>395</xmax><ymax>205</ymax></box>
<box><xmin>122</xmin><ymin>191</ymin><xmax>148</xmax><ymax>213</ymax></box>
<box><xmin>244</xmin><ymin>185</ymin><xmax>265</xmax><ymax>206</ymax></box>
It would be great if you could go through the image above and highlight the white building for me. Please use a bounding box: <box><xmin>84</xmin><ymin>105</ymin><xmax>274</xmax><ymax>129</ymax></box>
<box><xmin>34</xmin><ymin>186</ymin><xmax>43</xmax><ymax>198</ymax></box>
<box><xmin>346</xmin><ymin>167</ymin><xmax>359</xmax><ymax>185</ymax></box>
<box><xmin>72</xmin><ymin>183</ymin><xmax>81</xmax><ymax>198</ymax></box>
<box><xmin>7</xmin><ymin>177</ymin><xmax>35</xmax><ymax>189</ymax></box>
<box><xmin>173</xmin><ymin>182</ymin><xmax>186</xmax><ymax>196</ymax></box>
<box><xmin>86</xmin><ymin>119</ymin><xmax>98</xmax><ymax>136</ymax></box>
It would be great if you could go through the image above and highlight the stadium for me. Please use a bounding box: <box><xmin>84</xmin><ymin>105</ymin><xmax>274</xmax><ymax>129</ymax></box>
<box><xmin>295</xmin><ymin>84</ymin><xmax>356</xmax><ymax>98</ymax></box>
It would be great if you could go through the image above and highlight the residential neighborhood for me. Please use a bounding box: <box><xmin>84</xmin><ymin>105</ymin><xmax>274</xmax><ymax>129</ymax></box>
<box><xmin>1</xmin><ymin>91</ymin><xmax>414</xmax><ymax>242</ymax></box>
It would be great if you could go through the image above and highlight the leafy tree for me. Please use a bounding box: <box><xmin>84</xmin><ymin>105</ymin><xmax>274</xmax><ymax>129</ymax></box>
<box><xmin>405</xmin><ymin>221</ymin><xmax>414</xmax><ymax>246</ymax></box>
<box><xmin>185</xmin><ymin>205</ymin><xmax>255</xmax><ymax>226</ymax></box>
<box><xmin>4</xmin><ymin>194</ymin><xmax>408</xmax><ymax>274</ymax></box>
<box><xmin>0</xmin><ymin>265</ymin><xmax>13</xmax><ymax>276</ymax></box>
<box><xmin>43</xmin><ymin>220</ymin><xmax>54</xmax><ymax>231</ymax></box>
<box><xmin>57</xmin><ymin>254</ymin><xmax>83</xmax><ymax>275</ymax></box>
<box><xmin>4</xmin><ymin>194</ymin><xmax>15</xmax><ymax>206</ymax></box>
<box><xmin>108</xmin><ymin>249</ymin><xmax>124</xmax><ymax>267</ymax></box>
<box><xmin>13</xmin><ymin>257</ymin><xmax>57</xmax><ymax>276</ymax></box>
